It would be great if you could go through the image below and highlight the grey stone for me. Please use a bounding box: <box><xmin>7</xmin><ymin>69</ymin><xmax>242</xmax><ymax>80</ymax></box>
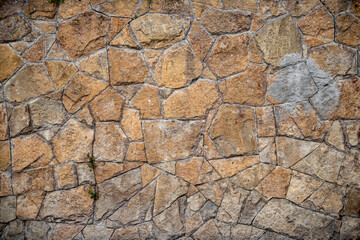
<box><xmin>340</xmin><ymin>217</ymin><xmax>360</xmax><ymax>240</ymax></box>
<box><xmin>154</xmin><ymin>201</ymin><xmax>185</xmax><ymax>239</ymax></box>
<box><xmin>259</xmin><ymin>231</ymin><xmax>296</xmax><ymax>240</ymax></box>
<box><xmin>268</xmin><ymin>62</ymin><xmax>318</xmax><ymax>103</ymax></box>
<box><xmin>82</xmin><ymin>225</ymin><xmax>113</xmax><ymax>240</ymax></box>
<box><xmin>254</xmin><ymin>199</ymin><xmax>339</xmax><ymax>239</ymax></box>
<box><xmin>239</xmin><ymin>190</ymin><xmax>267</xmax><ymax>224</ymax></box>
<box><xmin>0</xmin><ymin>196</ymin><xmax>16</xmax><ymax>223</ymax></box>
<box><xmin>200</xmin><ymin>201</ymin><xmax>218</xmax><ymax>222</ymax></box>
<box><xmin>279</xmin><ymin>53</ymin><xmax>303</xmax><ymax>67</ymax></box>
<box><xmin>0</xmin><ymin>15</ymin><xmax>31</xmax><ymax>42</ymax></box>
<box><xmin>25</xmin><ymin>221</ymin><xmax>49</xmax><ymax>240</ymax></box>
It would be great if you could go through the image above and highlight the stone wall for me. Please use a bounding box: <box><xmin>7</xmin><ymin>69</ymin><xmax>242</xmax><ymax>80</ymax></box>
<box><xmin>0</xmin><ymin>0</ymin><xmax>359</xmax><ymax>239</ymax></box>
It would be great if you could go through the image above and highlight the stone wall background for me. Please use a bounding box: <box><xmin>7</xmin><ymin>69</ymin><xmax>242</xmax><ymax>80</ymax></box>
<box><xmin>0</xmin><ymin>0</ymin><xmax>359</xmax><ymax>239</ymax></box>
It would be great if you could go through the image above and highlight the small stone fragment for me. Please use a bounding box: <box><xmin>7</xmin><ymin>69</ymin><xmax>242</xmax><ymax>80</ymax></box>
<box><xmin>197</xmin><ymin>179</ymin><xmax>228</xmax><ymax>206</ymax></box>
<box><xmin>126</xmin><ymin>142</ymin><xmax>146</xmax><ymax>162</ymax></box>
<box><xmin>110</xmin><ymin>25</ymin><xmax>140</xmax><ymax>49</ymax></box>
<box><xmin>192</xmin><ymin>220</ymin><xmax>222</xmax><ymax>240</ymax></box>
<box><xmin>121</xmin><ymin>108</ymin><xmax>143</xmax><ymax>140</ymax></box>
<box><xmin>9</xmin><ymin>104</ymin><xmax>30</xmax><ymax>137</ymax></box>
<box><xmin>259</xmin><ymin>0</ymin><xmax>287</xmax><ymax>19</ymax></box>
<box><xmin>188</xmin><ymin>21</ymin><xmax>214</xmax><ymax>61</ymax></box>
<box><xmin>0</xmin><ymin>172</ymin><xmax>12</xmax><ymax>196</ymax></box>
<box><xmin>344</xmin><ymin>122</ymin><xmax>360</xmax><ymax>147</ymax></box>
<box><xmin>79</xmin><ymin>50</ymin><xmax>109</xmax><ymax>81</ymax></box>
<box><xmin>286</xmin><ymin>171</ymin><xmax>322</xmax><ymax>204</ymax></box>
<box><xmin>210</xmin><ymin>156</ymin><xmax>259</xmax><ymax>178</ymax></box>
<box><xmin>90</xmin><ymin>88</ymin><xmax>125</xmax><ymax>122</ymax></box>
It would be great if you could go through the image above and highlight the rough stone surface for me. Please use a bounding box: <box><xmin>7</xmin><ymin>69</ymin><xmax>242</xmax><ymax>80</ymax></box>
<box><xmin>255</xmin><ymin>16</ymin><xmax>301</xmax><ymax>67</ymax></box>
<box><xmin>12</xmin><ymin>167</ymin><xmax>54</xmax><ymax>195</ymax></box>
<box><xmin>336</xmin><ymin>13</ymin><xmax>360</xmax><ymax>47</ymax></box>
<box><xmin>0</xmin><ymin>15</ymin><xmax>31</xmax><ymax>42</ymax></box>
<box><xmin>5</xmin><ymin>64</ymin><xmax>53</xmax><ymax>103</ymax></box>
<box><xmin>30</xmin><ymin>97</ymin><xmax>67</xmax><ymax>128</ymax></box>
<box><xmin>57</xmin><ymin>12</ymin><xmax>108</xmax><ymax>59</ymax></box>
<box><xmin>209</xmin><ymin>105</ymin><xmax>257</xmax><ymax>157</ymax></box>
<box><xmin>90</xmin><ymin>88</ymin><xmax>125</xmax><ymax>122</ymax></box>
<box><xmin>202</xmin><ymin>9</ymin><xmax>252</xmax><ymax>35</ymax></box>
<box><xmin>154</xmin><ymin>42</ymin><xmax>202</xmax><ymax>89</ymax></box>
<box><xmin>16</xmin><ymin>192</ymin><xmax>45</xmax><ymax>219</ymax></box>
<box><xmin>130</xmin><ymin>14</ymin><xmax>184</xmax><ymax>49</ymax></box>
<box><xmin>131</xmin><ymin>85</ymin><xmax>162</xmax><ymax>119</ymax></box>
<box><xmin>206</xmin><ymin>33</ymin><xmax>249</xmax><ymax>78</ymax></box>
<box><xmin>188</xmin><ymin>21</ymin><xmax>214</xmax><ymax>61</ymax></box>
<box><xmin>79</xmin><ymin>50</ymin><xmax>109</xmax><ymax>81</ymax></box>
<box><xmin>0</xmin><ymin>45</ymin><xmax>22</xmax><ymax>83</ymax></box>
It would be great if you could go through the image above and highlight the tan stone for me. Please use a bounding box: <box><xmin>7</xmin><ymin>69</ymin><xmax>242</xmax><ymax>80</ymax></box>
<box><xmin>0</xmin><ymin>15</ymin><xmax>31</xmax><ymax>42</ymax></box>
<box><xmin>9</xmin><ymin>104</ymin><xmax>30</xmax><ymax>137</ymax></box>
<box><xmin>202</xmin><ymin>67</ymin><xmax>217</xmax><ymax>80</ymax></box>
<box><xmin>303</xmin><ymin>36</ymin><xmax>331</xmax><ymax>47</ymax></box>
<box><xmin>23</xmin><ymin>38</ymin><xmax>44</xmax><ymax>62</ymax></box>
<box><xmin>46</xmin><ymin>43</ymin><xmax>71</xmax><ymax>61</ymax></box>
<box><xmin>162</xmin><ymin>0</ymin><xmax>193</xmax><ymax>17</ymax></box>
<box><xmin>344</xmin><ymin>122</ymin><xmax>360</xmax><ymax>147</ymax></box>
<box><xmin>143</xmin><ymin>120</ymin><xmax>202</xmax><ymax>163</ymax></box>
<box><xmin>192</xmin><ymin>0</ymin><xmax>220</xmax><ymax>8</ymax></box>
<box><xmin>298</xmin><ymin>4</ymin><xmax>334</xmax><ymax>40</ymax></box>
<box><xmin>163</xmin><ymin>80</ymin><xmax>218</xmax><ymax>119</ymax></box>
<box><xmin>255</xmin><ymin>16</ymin><xmax>301</xmax><ymax>68</ymax></box>
<box><xmin>256</xmin><ymin>106</ymin><xmax>275</xmax><ymax>137</ymax></box>
<box><xmin>54</xmin><ymin>164</ymin><xmax>77</xmax><ymax>189</ymax></box>
<box><xmin>303</xmin><ymin>182</ymin><xmax>345</xmax><ymax>216</ymax></box>
<box><xmin>94</xmin><ymin>162</ymin><xmax>124</xmax><ymax>183</ymax></box>
<box><xmin>141</xmin><ymin>164</ymin><xmax>161</xmax><ymax>187</ymax></box>
<box><xmin>259</xmin><ymin>139</ymin><xmax>276</xmax><ymax>164</ymax></box>
<box><xmin>74</xmin><ymin>105</ymin><xmax>93</xmax><ymax>126</ymax></box>
<box><xmin>94</xmin><ymin>122</ymin><xmax>127</xmax><ymax>161</ymax></box>
<box><xmin>210</xmin><ymin>156</ymin><xmax>259</xmax><ymax>178</ymax></box>
<box><xmin>109</xmin><ymin>181</ymin><xmax>156</xmax><ymax>225</ymax></box>
<box><xmin>202</xmin><ymin>9</ymin><xmax>252</xmax><ymax>34</ymax></box>
<box><xmin>197</xmin><ymin>179</ymin><xmax>228</xmax><ymax>205</ymax></box>
<box><xmin>46</xmin><ymin>61</ymin><xmax>78</xmax><ymax>90</ymax></box>
<box><xmin>109</xmin><ymin>48</ymin><xmax>148</xmax><ymax>85</ymax></box>
<box><xmin>131</xmin><ymin>85</ymin><xmax>162</xmax><ymax>119</ymax></box>
<box><xmin>154</xmin><ymin>173</ymin><xmax>188</xmax><ymax>215</ymax></box>
<box><xmin>110</xmin><ymin>25</ymin><xmax>140</xmax><ymax>49</ymax></box>
<box><xmin>5</xmin><ymin>64</ymin><xmax>53</xmax><ymax>103</ymax></box>
<box><xmin>111</xmin><ymin>226</ymin><xmax>140</xmax><ymax>240</ymax></box>
<box><xmin>97</xmin><ymin>0</ymin><xmax>138</xmax><ymax>17</ymax></box>
<box><xmin>30</xmin><ymin>97</ymin><xmax>68</xmax><ymax>128</ymax></box>
<box><xmin>0</xmin><ymin>0</ymin><xmax>23</xmax><ymax>19</ymax></box>
<box><xmin>126</xmin><ymin>142</ymin><xmax>146</xmax><ymax>162</ymax></box>
<box><xmin>176</xmin><ymin>157</ymin><xmax>220</xmax><ymax>185</ymax></box>
<box><xmin>63</xmin><ymin>73</ymin><xmax>107</xmax><ymax>113</ymax></box>
<box><xmin>49</xmin><ymin>224</ymin><xmax>84</xmax><ymax>240</ymax></box>
<box><xmin>79</xmin><ymin>50</ymin><xmax>108</xmax><ymax>81</ymax></box>
<box><xmin>222</xmin><ymin>0</ymin><xmax>257</xmax><ymax>11</ymax></box>
<box><xmin>338</xmin><ymin>150</ymin><xmax>360</xmax><ymax>188</ymax></box>
<box><xmin>231</xmin><ymin>224</ymin><xmax>264</xmax><ymax>239</ymax></box>
<box><xmin>332</xmin><ymin>78</ymin><xmax>360</xmax><ymax>119</ymax></box>
<box><xmin>206</xmin><ymin>33</ymin><xmax>249</xmax><ymax>78</ymax></box>
<box><xmin>350</xmin><ymin>0</ymin><xmax>360</xmax><ymax>17</ymax></box>
<box><xmin>192</xmin><ymin>2</ymin><xmax>209</xmax><ymax>21</ymax></box>
<box><xmin>22</xmin><ymin>0</ymin><xmax>56</xmax><ymax>19</ymax></box>
<box><xmin>217</xmin><ymin>184</ymin><xmax>249</xmax><ymax>223</ymax></box>
<box><xmin>57</xmin><ymin>12</ymin><xmax>108</xmax><ymax>59</ymax></box>
<box><xmin>12</xmin><ymin>134</ymin><xmax>52</xmax><ymax>171</ymax></box>
<box><xmin>108</xmin><ymin>17</ymin><xmax>130</xmax><ymax>43</ymax></box>
<box><xmin>32</xmin><ymin>20</ymin><xmax>56</xmax><ymax>34</ymax></box>
<box><xmin>0</xmin><ymin>103</ymin><xmax>8</xmax><ymax>140</ymax></box>
<box><xmin>293</xmin><ymin>144</ymin><xmax>345</xmax><ymax>182</ymax></box>
<box><xmin>251</xmin><ymin>15</ymin><xmax>266</xmax><ymax>32</ymax></box>
<box><xmin>254</xmin><ymin>198</ymin><xmax>338</xmax><ymax>239</ymax></box>
<box><xmin>284</xmin><ymin>0</ymin><xmax>320</xmax><ymax>17</ymax></box>
<box><xmin>336</xmin><ymin>13</ymin><xmax>360</xmax><ymax>47</ymax></box>
<box><xmin>255</xmin><ymin>166</ymin><xmax>291</xmax><ymax>199</ymax></box>
<box><xmin>0</xmin><ymin>141</ymin><xmax>10</xmax><ymax>171</ymax></box>
<box><xmin>326</xmin><ymin>121</ymin><xmax>345</xmax><ymax>151</ymax></box>
<box><xmin>39</xmin><ymin>186</ymin><xmax>93</xmax><ymax>223</ymax></box>
<box><xmin>10</xmin><ymin>42</ymin><xmax>29</xmax><ymax>54</ymax></box>
<box><xmin>249</xmin><ymin>38</ymin><xmax>262</xmax><ymax>63</ymax></box>
<box><xmin>231</xmin><ymin>163</ymin><xmax>275</xmax><ymax>190</ymax></box>
<box><xmin>188</xmin><ymin>21</ymin><xmax>214</xmax><ymax>61</ymax></box>
<box><xmin>130</xmin><ymin>14</ymin><xmax>184</xmax><ymax>49</ymax></box>
<box><xmin>209</xmin><ymin>105</ymin><xmax>257</xmax><ymax>157</ymax></box>
<box><xmin>121</xmin><ymin>108</ymin><xmax>143</xmax><ymax>141</ymax></box>
<box><xmin>0</xmin><ymin>45</ymin><xmax>22</xmax><ymax>83</ymax></box>
<box><xmin>154</xmin><ymin>42</ymin><xmax>202</xmax><ymax>89</ymax></box>
<box><xmin>76</xmin><ymin>163</ymin><xmax>95</xmax><ymax>185</ymax></box>
<box><xmin>286</xmin><ymin>171</ymin><xmax>322</xmax><ymax>204</ymax></box>
<box><xmin>321</xmin><ymin>0</ymin><xmax>348</xmax><ymax>14</ymax></box>
<box><xmin>45</xmin><ymin>61</ymin><xmax>67</xmax><ymax>81</ymax></box>
<box><xmin>53</xmin><ymin>119</ymin><xmax>94</xmax><ymax>163</ymax></box>
<box><xmin>58</xmin><ymin>0</ymin><xmax>91</xmax><ymax>19</ymax></box>
<box><xmin>193</xmin><ymin>220</ymin><xmax>222</xmax><ymax>240</ymax></box>
<box><xmin>276</xmin><ymin>137</ymin><xmax>320</xmax><ymax>168</ymax></box>
<box><xmin>13</xmin><ymin>167</ymin><xmax>54</xmax><ymax>194</ymax></box>
<box><xmin>259</xmin><ymin>0</ymin><xmax>287</xmax><ymax>19</ymax></box>
<box><xmin>16</xmin><ymin>192</ymin><xmax>45</xmax><ymax>219</ymax></box>
<box><xmin>309</xmin><ymin>43</ymin><xmax>356</xmax><ymax>76</ymax></box>
<box><xmin>0</xmin><ymin>171</ymin><xmax>12</xmax><ymax>196</ymax></box>
<box><xmin>219</xmin><ymin>64</ymin><xmax>267</xmax><ymax>105</ymax></box>
<box><xmin>89</xmin><ymin>88</ymin><xmax>124</xmax><ymax>122</ymax></box>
